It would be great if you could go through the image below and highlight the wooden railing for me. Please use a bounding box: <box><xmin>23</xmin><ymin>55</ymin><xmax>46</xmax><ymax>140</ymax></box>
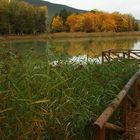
<box><xmin>92</xmin><ymin>69</ymin><xmax>140</xmax><ymax>140</ymax></box>
<box><xmin>102</xmin><ymin>50</ymin><xmax>140</xmax><ymax>63</ymax></box>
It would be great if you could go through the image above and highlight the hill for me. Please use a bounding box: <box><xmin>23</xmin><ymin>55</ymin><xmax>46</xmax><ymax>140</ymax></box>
<box><xmin>19</xmin><ymin>0</ymin><xmax>140</xmax><ymax>24</ymax></box>
<box><xmin>136</xmin><ymin>19</ymin><xmax>140</xmax><ymax>23</ymax></box>
<box><xmin>24</xmin><ymin>0</ymin><xmax>87</xmax><ymax>20</ymax></box>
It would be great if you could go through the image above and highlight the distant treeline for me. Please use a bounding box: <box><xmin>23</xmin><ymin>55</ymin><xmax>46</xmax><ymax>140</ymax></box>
<box><xmin>0</xmin><ymin>0</ymin><xmax>48</xmax><ymax>35</ymax></box>
<box><xmin>0</xmin><ymin>0</ymin><xmax>138</xmax><ymax>35</ymax></box>
<box><xmin>51</xmin><ymin>9</ymin><xmax>138</xmax><ymax>33</ymax></box>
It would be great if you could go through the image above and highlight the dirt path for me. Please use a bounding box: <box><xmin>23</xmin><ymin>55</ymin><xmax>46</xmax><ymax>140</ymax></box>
<box><xmin>125</xmin><ymin>94</ymin><xmax>140</xmax><ymax>140</ymax></box>
<box><xmin>125</xmin><ymin>109</ymin><xmax>140</xmax><ymax>139</ymax></box>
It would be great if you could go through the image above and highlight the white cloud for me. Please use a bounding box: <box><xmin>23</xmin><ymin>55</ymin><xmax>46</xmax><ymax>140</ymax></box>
<box><xmin>45</xmin><ymin>0</ymin><xmax>140</xmax><ymax>19</ymax></box>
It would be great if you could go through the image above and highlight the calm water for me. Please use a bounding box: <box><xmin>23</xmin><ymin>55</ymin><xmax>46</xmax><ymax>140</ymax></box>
<box><xmin>1</xmin><ymin>36</ymin><xmax>140</xmax><ymax>62</ymax></box>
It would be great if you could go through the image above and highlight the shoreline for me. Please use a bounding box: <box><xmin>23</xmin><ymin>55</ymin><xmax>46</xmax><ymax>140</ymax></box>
<box><xmin>0</xmin><ymin>34</ymin><xmax>48</xmax><ymax>41</ymax></box>
<box><xmin>50</xmin><ymin>31</ymin><xmax>140</xmax><ymax>39</ymax></box>
<box><xmin>0</xmin><ymin>31</ymin><xmax>140</xmax><ymax>40</ymax></box>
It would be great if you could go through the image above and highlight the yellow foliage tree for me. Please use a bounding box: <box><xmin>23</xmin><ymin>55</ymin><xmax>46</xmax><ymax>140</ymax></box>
<box><xmin>100</xmin><ymin>14</ymin><xmax>117</xmax><ymax>32</ymax></box>
<box><xmin>74</xmin><ymin>15</ymin><xmax>85</xmax><ymax>31</ymax></box>
<box><xmin>51</xmin><ymin>16</ymin><xmax>63</xmax><ymax>32</ymax></box>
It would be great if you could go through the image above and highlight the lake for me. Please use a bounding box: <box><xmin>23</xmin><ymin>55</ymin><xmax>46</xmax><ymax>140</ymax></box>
<box><xmin>0</xmin><ymin>36</ymin><xmax>140</xmax><ymax>63</ymax></box>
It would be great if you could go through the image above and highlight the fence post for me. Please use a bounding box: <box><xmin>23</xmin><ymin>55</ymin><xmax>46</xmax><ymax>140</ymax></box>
<box><xmin>133</xmin><ymin>80</ymin><xmax>139</xmax><ymax>106</ymax></box>
<box><xmin>102</xmin><ymin>52</ymin><xmax>104</xmax><ymax>63</ymax></box>
<box><xmin>123</xmin><ymin>52</ymin><xmax>125</xmax><ymax>59</ymax></box>
<box><xmin>95</xmin><ymin>126</ymin><xmax>106</xmax><ymax>140</ymax></box>
<box><xmin>128</xmin><ymin>50</ymin><xmax>130</xmax><ymax>59</ymax></box>
<box><xmin>108</xmin><ymin>50</ymin><xmax>111</xmax><ymax>62</ymax></box>
<box><xmin>121</xmin><ymin>96</ymin><xmax>128</xmax><ymax>129</ymax></box>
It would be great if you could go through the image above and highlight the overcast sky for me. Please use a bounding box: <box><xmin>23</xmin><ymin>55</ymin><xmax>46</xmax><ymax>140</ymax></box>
<box><xmin>45</xmin><ymin>0</ymin><xmax>140</xmax><ymax>19</ymax></box>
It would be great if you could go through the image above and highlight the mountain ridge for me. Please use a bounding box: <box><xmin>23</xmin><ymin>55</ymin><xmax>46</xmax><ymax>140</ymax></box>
<box><xmin>24</xmin><ymin>0</ymin><xmax>87</xmax><ymax>20</ymax></box>
<box><xmin>23</xmin><ymin>0</ymin><xmax>140</xmax><ymax>22</ymax></box>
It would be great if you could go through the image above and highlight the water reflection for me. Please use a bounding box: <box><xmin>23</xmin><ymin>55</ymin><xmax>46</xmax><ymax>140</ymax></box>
<box><xmin>0</xmin><ymin>36</ymin><xmax>140</xmax><ymax>62</ymax></box>
<box><xmin>52</xmin><ymin>37</ymin><xmax>140</xmax><ymax>58</ymax></box>
<box><xmin>0</xmin><ymin>40</ymin><xmax>47</xmax><ymax>56</ymax></box>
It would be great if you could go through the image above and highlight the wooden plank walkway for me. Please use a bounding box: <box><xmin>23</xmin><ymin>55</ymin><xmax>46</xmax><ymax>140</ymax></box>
<box><xmin>126</xmin><ymin>67</ymin><xmax>140</xmax><ymax>140</ymax></box>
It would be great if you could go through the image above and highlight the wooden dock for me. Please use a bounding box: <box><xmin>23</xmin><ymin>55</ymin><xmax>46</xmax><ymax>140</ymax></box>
<box><xmin>92</xmin><ymin>50</ymin><xmax>140</xmax><ymax>140</ymax></box>
<box><xmin>102</xmin><ymin>49</ymin><xmax>140</xmax><ymax>63</ymax></box>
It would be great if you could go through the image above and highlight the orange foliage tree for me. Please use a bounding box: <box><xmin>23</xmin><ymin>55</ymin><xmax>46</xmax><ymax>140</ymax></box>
<box><xmin>66</xmin><ymin>14</ymin><xmax>83</xmax><ymax>32</ymax></box>
<box><xmin>100</xmin><ymin>14</ymin><xmax>117</xmax><ymax>32</ymax></box>
<box><xmin>52</xmin><ymin>10</ymin><xmax>137</xmax><ymax>33</ymax></box>
<box><xmin>83</xmin><ymin>12</ymin><xmax>98</xmax><ymax>32</ymax></box>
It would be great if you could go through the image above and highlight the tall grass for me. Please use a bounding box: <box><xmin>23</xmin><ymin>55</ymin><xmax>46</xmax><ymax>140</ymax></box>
<box><xmin>0</xmin><ymin>49</ymin><xmax>139</xmax><ymax>140</ymax></box>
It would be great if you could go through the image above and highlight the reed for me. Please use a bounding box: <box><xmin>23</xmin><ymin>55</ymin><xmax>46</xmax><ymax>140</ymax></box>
<box><xmin>0</xmin><ymin>49</ymin><xmax>138</xmax><ymax>140</ymax></box>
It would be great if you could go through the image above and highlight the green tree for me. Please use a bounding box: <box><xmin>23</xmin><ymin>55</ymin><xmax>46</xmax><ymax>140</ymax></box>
<box><xmin>0</xmin><ymin>0</ymin><xmax>10</xmax><ymax>34</ymax></box>
<box><xmin>59</xmin><ymin>9</ymin><xmax>72</xmax><ymax>24</ymax></box>
<box><xmin>0</xmin><ymin>0</ymin><xmax>48</xmax><ymax>35</ymax></box>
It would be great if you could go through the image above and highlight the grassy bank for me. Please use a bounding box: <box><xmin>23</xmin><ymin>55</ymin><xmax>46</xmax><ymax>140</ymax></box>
<box><xmin>0</xmin><ymin>50</ymin><xmax>139</xmax><ymax>140</ymax></box>
<box><xmin>0</xmin><ymin>34</ymin><xmax>48</xmax><ymax>41</ymax></box>
<box><xmin>50</xmin><ymin>31</ymin><xmax>140</xmax><ymax>39</ymax></box>
<box><xmin>0</xmin><ymin>31</ymin><xmax>140</xmax><ymax>41</ymax></box>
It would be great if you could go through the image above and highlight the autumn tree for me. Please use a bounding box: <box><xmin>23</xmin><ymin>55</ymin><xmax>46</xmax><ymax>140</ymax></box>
<box><xmin>112</xmin><ymin>12</ymin><xmax>128</xmax><ymax>32</ymax></box>
<box><xmin>51</xmin><ymin>16</ymin><xmax>63</xmax><ymax>32</ymax></box>
<box><xmin>52</xmin><ymin>10</ymin><xmax>137</xmax><ymax>33</ymax></box>
<box><xmin>66</xmin><ymin>14</ymin><xmax>79</xmax><ymax>32</ymax></box>
<box><xmin>99</xmin><ymin>14</ymin><xmax>116</xmax><ymax>32</ymax></box>
<box><xmin>74</xmin><ymin>15</ymin><xmax>84</xmax><ymax>31</ymax></box>
<box><xmin>65</xmin><ymin>14</ymin><xmax>83</xmax><ymax>32</ymax></box>
<box><xmin>83</xmin><ymin>12</ymin><xmax>98</xmax><ymax>32</ymax></box>
<box><xmin>125</xmin><ymin>14</ymin><xmax>135</xmax><ymax>31</ymax></box>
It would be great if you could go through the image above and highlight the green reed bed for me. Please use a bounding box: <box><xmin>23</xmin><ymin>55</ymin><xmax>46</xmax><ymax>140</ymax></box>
<box><xmin>0</xmin><ymin>50</ymin><xmax>139</xmax><ymax>140</ymax></box>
